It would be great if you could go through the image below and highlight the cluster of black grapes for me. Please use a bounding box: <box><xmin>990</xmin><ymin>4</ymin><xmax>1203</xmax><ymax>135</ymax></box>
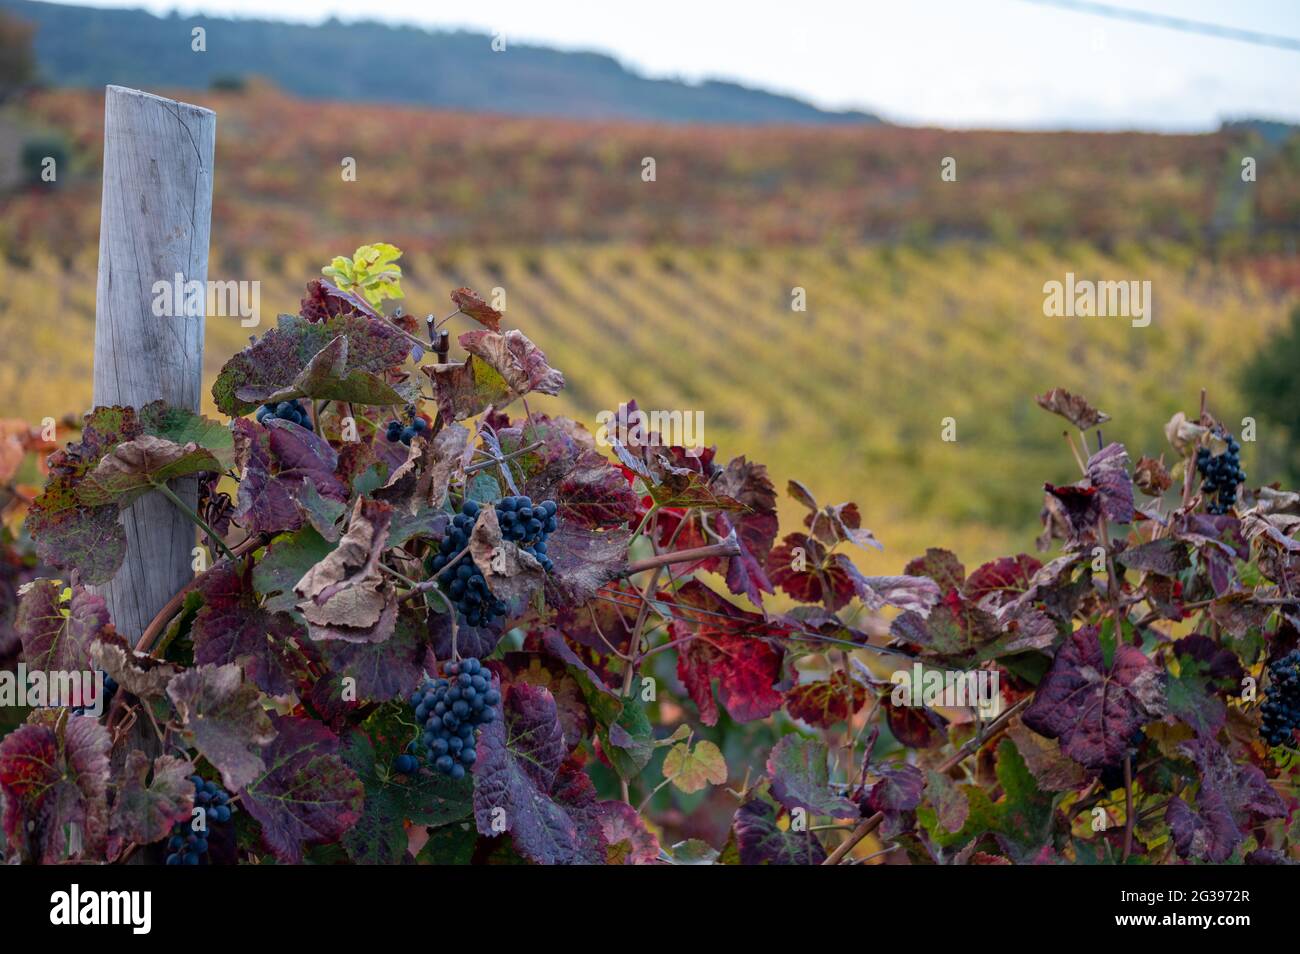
<box><xmin>496</xmin><ymin>495</ymin><xmax>558</xmax><ymax>572</ymax></box>
<box><xmin>1261</xmin><ymin>650</ymin><xmax>1300</xmax><ymax>749</ymax></box>
<box><xmin>423</xmin><ymin>496</ymin><xmax>558</xmax><ymax>628</ymax></box>
<box><xmin>1196</xmin><ymin>434</ymin><xmax>1245</xmax><ymax>515</ymax></box>
<box><xmin>425</xmin><ymin>500</ymin><xmax>508</xmax><ymax>628</ymax></box>
<box><xmin>256</xmin><ymin>399</ymin><xmax>313</xmax><ymax>431</ymax></box>
<box><xmin>404</xmin><ymin>658</ymin><xmax>500</xmax><ymax>778</ymax></box>
<box><xmin>385</xmin><ymin>410</ymin><xmax>428</xmax><ymax>446</ymax></box>
<box><xmin>71</xmin><ymin>670</ymin><xmax>117</xmax><ymax>717</ymax></box>
<box><xmin>164</xmin><ymin>775</ymin><xmax>234</xmax><ymax>865</ymax></box>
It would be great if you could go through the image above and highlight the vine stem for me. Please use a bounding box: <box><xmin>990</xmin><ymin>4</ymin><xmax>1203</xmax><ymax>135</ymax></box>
<box><xmin>621</xmin><ymin>539</ymin><xmax>740</xmax><ymax>576</ymax></box>
<box><xmin>822</xmin><ymin>697</ymin><xmax>1029</xmax><ymax>865</ymax></box>
<box><xmin>1122</xmin><ymin>755</ymin><xmax>1135</xmax><ymax>862</ymax></box>
<box><xmin>465</xmin><ymin>440</ymin><xmax>545</xmax><ymax>475</ymax></box>
<box><xmin>133</xmin><ymin>532</ymin><xmax>267</xmax><ymax>654</ymax></box>
<box><xmin>155</xmin><ymin>481</ymin><xmax>236</xmax><ymax>561</ymax></box>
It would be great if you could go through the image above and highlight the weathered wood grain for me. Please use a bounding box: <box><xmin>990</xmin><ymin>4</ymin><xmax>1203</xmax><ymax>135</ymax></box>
<box><xmin>92</xmin><ymin>86</ymin><xmax>215</xmax><ymax>637</ymax></box>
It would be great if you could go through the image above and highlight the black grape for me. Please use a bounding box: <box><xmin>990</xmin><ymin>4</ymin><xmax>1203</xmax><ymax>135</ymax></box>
<box><xmin>406</xmin><ymin>658</ymin><xmax>501</xmax><ymax>777</ymax></box>
<box><xmin>384</xmin><ymin>409</ymin><xmax>428</xmax><ymax>446</ymax></box>
<box><xmin>1261</xmin><ymin>649</ymin><xmax>1300</xmax><ymax>749</ymax></box>
<box><xmin>165</xmin><ymin>775</ymin><xmax>235</xmax><ymax>866</ymax></box>
<box><xmin>256</xmin><ymin>399</ymin><xmax>313</xmax><ymax>431</ymax></box>
<box><xmin>1196</xmin><ymin>434</ymin><xmax>1245</xmax><ymax>515</ymax></box>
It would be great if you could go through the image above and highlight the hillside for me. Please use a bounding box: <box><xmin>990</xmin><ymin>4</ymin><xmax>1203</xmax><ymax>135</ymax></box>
<box><xmin>0</xmin><ymin>87</ymin><xmax>1296</xmax><ymax>570</ymax></box>
<box><xmin>0</xmin><ymin>0</ymin><xmax>880</xmax><ymax>124</ymax></box>
<box><xmin>6</xmin><ymin>86</ymin><xmax>1299</xmax><ymax>254</ymax></box>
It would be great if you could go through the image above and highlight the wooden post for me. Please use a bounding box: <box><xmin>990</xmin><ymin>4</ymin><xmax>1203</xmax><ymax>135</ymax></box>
<box><xmin>92</xmin><ymin>86</ymin><xmax>216</xmax><ymax>637</ymax></box>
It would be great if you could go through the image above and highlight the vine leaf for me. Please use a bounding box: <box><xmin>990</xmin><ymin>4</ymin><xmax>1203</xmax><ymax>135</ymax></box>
<box><xmin>469</xmin><ymin>507</ymin><xmax>546</xmax><ymax>608</ymax></box>
<box><xmin>109</xmin><ymin>752</ymin><xmax>194</xmax><ymax>849</ymax></box>
<box><xmin>450</xmin><ymin>287</ymin><xmax>503</xmax><ymax>331</ymax></box>
<box><xmin>542</xmin><ymin>523</ymin><xmax>632</xmax><ymax>609</ymax></box>
<box><xmin>377</xmin><ymin>423</ymin><xmax>468</xmax><ymax>516</ymax></box>
<box><xmin>1166</xmin><ymin>737</ymin><xmax>1286</xmax><ymax>862</ymax></box>
<box><xmin>233</xmin><ymin>417</ymin><xmax>347</xmax><ymax>536</ymax></box>
<box><xmin>493</xmin><ymin>652</ymin><xmax>595</xmax><ymax>755</ymax></box>
<box><xmin>662</xmin><ymin>738</ymin><xmax>728</xmax><ymax>794</ymax></box>
<box><xmin>766</xmin><ymin>735</ymin><xmax>858</xmax><ymax>818</ymax></box>
<box><xmin>1022</xmin><ymin>625</ymin><xmax>1166</xmax><ymax>770</ymax></box>
<box><xmin>962</xmin><ymin>554</ymin><xmax>1042</xmax><ymax>600</ymax></box>
<box><xmin>904</xmin><ymin>547</ymin><xmax>967</xmax><ymax>595</ymax></box>
<box><xmin>16</xmin><ymin>579</ymin><xmax>113</xmax><ymax>674</ymax></box>
<box><xmin>167</xmin><ymin>663</ymin><xmax>276</xmax><ymax>791</ymax></box>
<box><xmin>860</xmin><ymin>762</ymin><xmax>925</xmax><ymax>836</ymax></box>
<box><xmin>596</xmin><ymin>800</ymin><xmax>661</xmax><ymax>864</ymax></box>
<box><xmin>676</xmin><ymin>627</ymin><xmax>785</xmax><ymax>727</ymax></box>
<box><xmin>212</xmin><ymin>313</ymin><xmax>411</xmax><ymax>416</ymax></box>
<box><xmin>294</xmin><ymin>497</ymin><xmax>398</xmax><ymax>644</ymax></box>
<box><xmin>1035</xmin><ymin>387</ymin><xmax>1110</xmax><ymax>430</ymax></box>
<box><xmin>460</xmin><ymin>329</ymin><xmax>565</xmax><ymax>399</ymax></box>
<box><xmin>241</xmin><ymin>714</ymin><xmax>365</xmax><ymax>864</ymax></box>
<box><xmin>315</xmin><ymin>607</ymin><xmax>428</xmax><ymax>705</ymax></box>
<box><xmin>728</xmin><ymin>785</ymin><xmax>827</xmax><ymax>865</ymax></box>
<box><xmin>77</xmin><ymin>435</ymin><xmax>219</xmax><ymax>508</ymax></box>
<box><xmin>671</xmin><ymin>580</ymin><xmax>786</xmax><ymax>726</ymax></box>
<box><xmin>0</xmin><ymin>715</ymin><xmax>111</xmax><ymax>863</ymax></box>
<box><xmin>340</xmin><ymin>707</ymin><xmax>472</xmax><ymax>865</ymax></box>
<box><xmin>918</xmin><ymin>739</ymin><xmax>1053</xmax><ymax>856</ymax></box>
<box><xmin>89</xmin><ymin>632</ymin><xmax>182</xmax><ymax>700</ymax></box>
<box><xmin>498</xmin><ymin>415</ymin><xmax>638</xmax><ymax>530</ymax></box>
<box><xmin>253</xmin><ymin>526</ymin><xmax>335</xmax><ymax>615</ymax></box>
<box><xmin>425</xmin><ymin>329</ymin><xmax>564</xmax><ymax>421</ymax></box>
<box><xmin>704</xmin><ymin>457</ymin><xmax>779</xmax><ymax>606</ymax></box>
<box><xmin>924</xmin><ymin>770</ymin><xmax>969</xmax><ymax>834</ymax></box>
<box><xmin>137</xmin><ymin>401</ymin><xmax>234</xmax><ymax>470</ymax></box>
<box><xmin>1006</xmin><ymin>721</ymin><xmax>1088</xmax><ymax>792</ymax></box>
<box><xmin>1164</xmin><ymin>635</ymin><xmax>1245</xmax><ymax>738</ymax></box>
<box><xmin>471</xmin><ymin>682</ymin><xmax>603</xmax><ymax>864</ymax></box>
<box><xmin>784</xmin><ymin>671</ymin><xmax>868</xmax><ymax>728</ymax></box>
<box><xmin>1086</xmin><ymin>442</ymin><xmax>1134</xmax><ymax>525</ymax></box>
<box><xmin>192</xmin><ymin>561</ymin><xmax>310</xmax><ymax>696</ymax></box>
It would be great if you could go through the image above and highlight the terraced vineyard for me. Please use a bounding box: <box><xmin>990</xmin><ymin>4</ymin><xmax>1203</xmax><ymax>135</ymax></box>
<box><xmin>1</xmin><ymin>241</ymin><xmax>1291</xmax><ymax>568</ymax></box>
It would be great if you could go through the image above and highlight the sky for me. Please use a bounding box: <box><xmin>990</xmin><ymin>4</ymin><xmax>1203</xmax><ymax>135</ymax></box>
<box><xmin>38</xmin><ymin>0</ymin><xmax>1300</xmax><ymax>130</ymax></box>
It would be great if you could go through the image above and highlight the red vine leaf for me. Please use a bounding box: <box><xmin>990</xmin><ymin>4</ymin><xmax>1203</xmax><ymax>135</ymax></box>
<box><xmin>1022</xmin><ymin>626</ymin><xmax>1166</xmax><ymax>770</ymax></box>
<box><xmin>1166</xmin><ymin>736</ymin><xmax>1286</xmax><ymax>862</ymax></box>
<box><xmin>192</xmin><ymin>561</ymin><xmax>311</xmax><ymax>695</ymax></box>
<box><xmin>905</xmin><ymin>548</ymin><xmax>967</xmax><ymax>595</ymax></box>
<box><xmin>241</xmin><ymin>713</ymin><xmax>365</xmax><ymax>863</ymax></box>
<box><xmin>16</xmin><ymin>579</ymin><xmax>113</xmax><ymax>673</ymax></box>
<box><xmin>472</xmin><ymin>682</ymin><xmax>602</xmax><ymax>864</ymax></box>
<box><xmin>784</xmin><ymin>671</ymin><xmax>868</xmax><ymax>728</ymax></box>
<box><xmin>0</xmin><ymin>715</ymin><xmax>110</xmax><ymax>863</ymax></box>
<box><xmin>676</xmin><ymin>629</ymin><xmax>785</xmax><ymax>727</ymax></box>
